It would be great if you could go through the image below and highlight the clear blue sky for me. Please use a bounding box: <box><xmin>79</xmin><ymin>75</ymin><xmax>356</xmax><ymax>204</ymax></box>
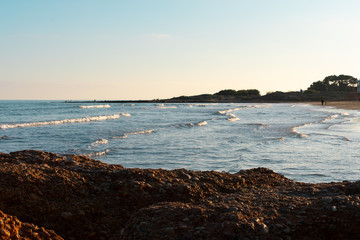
<box><xmin>1</xmin><ymin>0</ymin><xmax>360</xmax><ymax>100</ymax></box>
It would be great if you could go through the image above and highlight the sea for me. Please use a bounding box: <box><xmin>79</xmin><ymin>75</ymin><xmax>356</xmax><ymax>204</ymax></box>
<box><xmin>0</xmin><ymin>100</ymin><xmax>359</xmax><ymax>183</ymax></box>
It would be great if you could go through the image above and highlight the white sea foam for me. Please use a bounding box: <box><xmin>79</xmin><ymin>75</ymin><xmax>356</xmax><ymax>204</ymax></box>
<box><xmin>226</xmin><ymin>114</ymin><xmax>240</xmax><ymax>122</ymax></box>
<box><xmin>120</xmin><ymin>113</ymin><xmax>131</xmax><ymax>117</ymax></box>
<box><xmin>217</xmin><ymin>105</ymin><xmax>264</xmax><ymax>116</ymax></box>
<box><xmin>158</xmin><ymin>106</ymin><xmax>178</xmax><ymax>109</ymax></box>
<box><xmin>291</xmin><ymin>127</ymin><xmax>309</xmax><ymax>138</ymax></box>
<box><xmin>87</xmin><ymin>149</ymin><xmax>109</xmax><ymax>157</ymax></box>
<box><xmin>113</xmin><ymin>134</ymin><xmax>128</xmax><ymax>139</ymax></box>
<box><xmin>321</xmin><ymin>114</ymin><xmax>339</xmax><ymax>122</ymax></box>
<box><xmin>90</xmin><ymin>138</ymin><xmax>109</xmax><ymax>147</ymax></box>
<box><xmin>113</xmin><ymin>129</ymin><xmax>154</xmax><ymax>139</ymax></box>
<box><xmin>196</xmin><ymin>121</ymin><xmax>208</xmax><ymax>126</ymax></box>
<box><xmin>0</xmin><ymin>114</ymin><xmax>120</xmax><ymax>129</ymax></box>
<box><xmin>128</xmin><ymin>129</ymin><xmax>155</xmax><ymax>135</ymax></box>
<box><xmin>78</xmin><ymin>104</ymin><xmax>111</xmax><ymax>109</ymax></box>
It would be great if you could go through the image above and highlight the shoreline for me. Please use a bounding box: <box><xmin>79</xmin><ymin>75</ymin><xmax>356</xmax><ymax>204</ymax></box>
<box><xmin>1</xmin><ymin>150</ymin><xmax>359</xmax><ymax>239</ymax></box>
<box><xmin>307</xmin><ymin>101</ymin><xmax>360</xmax><ymax>110</ymax></box>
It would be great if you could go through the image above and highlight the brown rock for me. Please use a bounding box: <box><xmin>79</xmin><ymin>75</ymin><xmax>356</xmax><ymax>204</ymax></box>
<box><xmin>0</xmin><ymin>150</ymin><xmax>359</xmax><ymax>240</ymax></box>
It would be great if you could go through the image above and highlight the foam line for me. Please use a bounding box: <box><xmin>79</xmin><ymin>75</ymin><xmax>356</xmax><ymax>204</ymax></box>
<box><xmin>0</xmin><ymin>114</ymin><xmax>120</xmax><ymax>129</ymax></box>
<box><xmin>78</xmin><ymin>105</ymin><xmax>111</xmax><ymax>109</ymax></box>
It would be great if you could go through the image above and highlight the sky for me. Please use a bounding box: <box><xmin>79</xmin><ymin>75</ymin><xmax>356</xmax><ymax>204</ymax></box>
<box><xmin>1</xmin><ymin>0</ymin><xmax>360</xmax><ymax>100</ymax></box>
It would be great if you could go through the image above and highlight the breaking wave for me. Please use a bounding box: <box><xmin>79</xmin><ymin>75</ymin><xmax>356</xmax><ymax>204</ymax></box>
<box><xmin>120</xmin><ymin>113</ymin><xmax>131</xmax><ymax>117</ymax></box>
<box><xmin>290</xmin><ymin>114</ymin><xmax>342</xmax><ymax>138</ymax></box>
<box><xmin>0</xmin><ymin>114</ymin><xmax>120</xmax><ymax>129</ymax></box>
<box><xmin>90</xmin><ymin>138</ymin><xmax>109</xmax><ymax>147</ymax></box>
<box><xmin>158</xmin><ymin>106</ymin><xmax>178</xmax><ymax>109</ymax></box>
<box><xmin>113</xmin><ymin>134</ymin><xmax>128</xmax><ymax>139</ymax></box>
<box><xmin>78</xmin><ymin>105</ymin><xmax>111</xmax><ymax>109</ymax></box>
<box><xmin>113</xmin><ymin>129</ymin><xmax>155</xmax><ymax>139</ymax></box>
<box><xmin>128</xmin><ymin>129</ymin><xmax>155</xmax><ymax>135</ymax></box>
<box><xmin>87</xmin><ymin>149</ymin><xmax>109</xmax><ymax>157</ymax></box>
<box><xmin>196</xmin><ymin>121</ymin><xmax>208</xmax><ymax>126</ymax></box>
<box><xmin>321</xmin><ymin>114</ymin><xmax>339</xmax><ymax>122</ymax></box>
<box><xmin>226</xmin><ymin>114</ymin><xmax>240</xmax><ymax>122</ymax></box>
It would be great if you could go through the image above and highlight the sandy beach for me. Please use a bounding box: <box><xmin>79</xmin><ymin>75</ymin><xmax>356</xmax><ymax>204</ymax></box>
<box><xmin>308</xmin><ymin>101</ymin><xmax>360</xmax><ymax>110</ymax></box>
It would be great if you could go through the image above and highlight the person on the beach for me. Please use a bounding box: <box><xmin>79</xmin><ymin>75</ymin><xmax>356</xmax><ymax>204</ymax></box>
<box><xmin>321</xmin><ymin>99</ymin><xmax>325</xmax><ymax>105</ymax></box>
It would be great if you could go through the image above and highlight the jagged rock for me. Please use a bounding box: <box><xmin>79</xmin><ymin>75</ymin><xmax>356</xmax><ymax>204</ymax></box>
<box><xmin>0</xmin><ymin>150</ymin><xmax>359</xmax><ymax>239</ymax></box>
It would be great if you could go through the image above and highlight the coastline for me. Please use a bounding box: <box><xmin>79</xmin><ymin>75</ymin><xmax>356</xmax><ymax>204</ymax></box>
<box><xmin>1</xmin><ymin>150</ymin><xmax>359</xmax><ymax>239</ymax></box>
<box><xmin>307</xmin><ymin>101</ymin><xmax>360</xmax><ymax>110</ymax></box>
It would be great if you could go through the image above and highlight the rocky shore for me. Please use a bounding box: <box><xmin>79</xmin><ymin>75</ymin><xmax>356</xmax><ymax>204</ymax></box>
<box><xmin>0</xmin><ymin>150</ymin><xmax>359</xmax><ymax>240</ymax></box>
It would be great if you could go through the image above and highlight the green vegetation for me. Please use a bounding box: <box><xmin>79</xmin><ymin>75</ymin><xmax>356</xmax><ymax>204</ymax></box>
<box><xmin>307</xmin><ymin>74</ymin><xmax>358</xmax><ymax>92</ymax></box>
<box><xmin>215</xmin><ymin>89</ymin><xmax>260</xmax><ymax>97</ymax></box>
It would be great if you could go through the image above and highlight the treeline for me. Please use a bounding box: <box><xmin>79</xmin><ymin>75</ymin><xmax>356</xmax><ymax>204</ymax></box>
<box><xmin>307</xmin><ymin>75</ymin><xmax>358</xmax><ymax>93</ymax></box>
<box><xmin>215</xmin><ymin>89</ymin><xmax>260</xmax><ymax>97</ymax></box>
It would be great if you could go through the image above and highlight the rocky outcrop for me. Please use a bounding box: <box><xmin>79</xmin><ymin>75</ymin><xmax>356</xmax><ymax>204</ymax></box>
<box><xmin>0</xmin><ymin>150</ymin><xmax>359</xmax><ymax>239</ymax></box>
<box><xmin>0</xmin><ymin>209</ymin><xmax>63</xmax><ymax>240</ymax></box>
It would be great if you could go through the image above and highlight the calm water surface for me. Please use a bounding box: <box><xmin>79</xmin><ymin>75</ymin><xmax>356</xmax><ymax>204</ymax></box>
<box><xmin>1</xmin><ymin>100</ymin><xmax>359</xmax><ymax>183</ymax></box>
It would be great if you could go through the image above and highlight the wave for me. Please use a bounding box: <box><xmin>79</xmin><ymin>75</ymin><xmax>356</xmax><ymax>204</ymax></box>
<box><xmin>196</xmin><ymin>121</ymin><xmax>208</xmax><ymax>126</ymax></box>
<box><xmin>120</xmin><ymin>113</ymin><xmax>131</xmax><ymax>117</ymax></box>
<box><xmin>113</xmin><ymin>129</ymin><xmax>155</xmax><ymax>139</ymax></box>
<box><xmin>128</xmin><ymin>129</ymin><xmax>155</xmax><ymax>135</ymax></box>
<box><xmin>87</xmin><ymin>149</ymin><xmax>109</xmax><ymax>157</ymax></box>
<box><xmin>226</xmin><ymin>114</ymin><xmax>240</xmax><ymax>122</ymax></box>
<box><xmin>309</xmin><ymin>132</ymin><xmax>351</xmax><ymax>142</ymax></box>
<box><xmin>78</xmin><ymin>105</ymin><xmax>111</xmax><ymax>109</ymax></box>
<box><xmin>291</xmin><ymin>128</ymin><xmax>309</xmax><ymax>138</ymax></box>
<box><xmin>247</xmin><ymin>123</ymin><xmax>271</xmax><ymax>127</ymax></box>
<box><xmin>217</xmin><ymin>105</ymin><xmax>268</xmax><ymax>115</ymax></box>
<box><xmin>321</xmin><ymin>114</ymin><xmax>339</xmax><ymax>123</ymax></box>
<box><xmin>290</xmin><ymin>122</ymin><xmax>314</xmax><ymax>138</ymax></box>
<box><xmin>158</xmin><ymin>106</ymin><xmax>177</xmax><ymax>109</ymax></box>
<box><xmin>0</xmin><ymin>114</ymin><xmax>120</xmax><ymax>129</ymax></box>
<box><xmin>326</xmin><ymin>120</ymin><xmax>349</xmax><ymax>130</ymax></box>
<box><xmin>113</xmin><ymin>134</ymin><xmax>128</xmax><ymax>139</ymax></box>
<box><xmin>90</xmin><ymin>138</ymin><xmax>109</xmax><ymax>147</ymax></box>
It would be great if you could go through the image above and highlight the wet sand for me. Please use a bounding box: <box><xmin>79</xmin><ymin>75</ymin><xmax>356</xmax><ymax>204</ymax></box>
<box><xmin>308</xmin><ymin>101</ymin><xmax>360</xmax><ymax>110</ymax></box>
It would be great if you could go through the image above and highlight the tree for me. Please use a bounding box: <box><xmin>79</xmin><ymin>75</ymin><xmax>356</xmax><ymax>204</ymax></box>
<box><xmin>308</xmin><ymin>80</ymin><xmax>327</xmax><ymax>92</ymax></box>
<box><xmin>307</xmin><ymin>75</ymin><xmax>358</xmax><ymax>92</ymax></box>
<box><xmin>246</xmin><ymin>89</ymin><xmax>260</xmax><ymax>96</ymax></box>
<box><xmin>215</xmin><ymin>89</ymin><xmax>237</xmax><ymax>96</ymax></box>
<box><xmin>215</xmin><ymin>89</ymin><xmax>261</xmax><ymax>97</ymax></box>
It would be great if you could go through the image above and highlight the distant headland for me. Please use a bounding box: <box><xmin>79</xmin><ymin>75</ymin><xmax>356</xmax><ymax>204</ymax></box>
<box><xmin>66</xmin><ymin>74</ymin><xmax>360</xmax><ymax>104</ymax></box>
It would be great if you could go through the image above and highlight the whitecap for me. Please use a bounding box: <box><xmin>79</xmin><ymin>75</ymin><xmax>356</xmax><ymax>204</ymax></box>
<box><xmin>196</xmin><ymin>121</ymin><xmax>208</xmax><ymax>126</ymax></box>
<box><xmin>128</xmin><ymin>129</ymin><xmax>155</xmax><ymax>135</ymax></box>
<box><xmin>226</xmin><ymin>114</ymin><xmax>240</xmax><ymax>122</ymax></box>
<box><xmin>87</xmin><ymin>149</ymin><xmax>109</xmax><ymax>157</ymax></box>
<box><xmin>321</xmin><ymin>114</ymin><xmax>339</xmax><ymax>123</ymax></box>
<box><xmin>290</xmin><ymin>126</ymin><xmax>309</xmax><ymax>138</ymax></box>
<box><xmin>113</xmin><ymin>134</ymin><xmax>128</xmax><ymax>139</ymax></box>
<box><xmin>78</xmin><ymin>104</ymin><xmax>111</xmax><ymax>109</ymax></box>
<box><xmin>90</xmin><ymin>138</ymin><xmax>109</xmax><ymax>147</ymax></box>
<box><xmin>120</xmin><ymin>113</ymin><xmax>131</xmax><ymax>117</ymax></box>
<box><xmin>0</xmin><ymin>114</ymin><xmax>120</xmax><ymax>129</ymax></box>
<box><xmin>158</xmin><ymin>106</ymin><xmax>178</xmax><ymax>109</ymax></box>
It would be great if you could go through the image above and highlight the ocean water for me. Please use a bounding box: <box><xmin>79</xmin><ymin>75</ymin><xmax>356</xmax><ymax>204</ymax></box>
<box><xmin>0</xmin><ymin>100</ymin><xmax>359</xmax><ymax>183</ymax></box>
